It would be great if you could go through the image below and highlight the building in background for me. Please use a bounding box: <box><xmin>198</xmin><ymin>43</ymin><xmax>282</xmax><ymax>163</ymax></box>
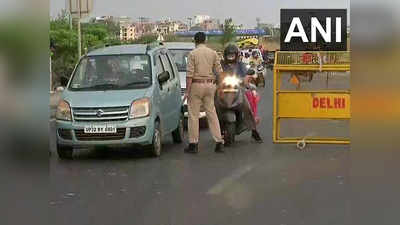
<box><xmin>118</xmin><ymin>16</ymin><xmax>135</xmax><ymax>41</ymax></box>
<box><xmin>256</xmin><ymin>22</ymin><xmax>279</xmax><ymax>38</ymax></box>
<box><xmin>134</xmin><ymin>17</ymin><xmax>158</xmax><ymax>37</ymax></box>
<box><xmin>138</xmin><ymin>17</ymin><xmax>151</xmax><ymax>24</ymax></box>
<box><xmin>156</xmin><ymin>19</ymin><xmax>180</xmax><ymax>35</ymax></box>
<box><xmin>93</xmin><ymin>16</ymin><xmax>114</xmax><ymax>23</ymax></box>
<box><xmin>199</xmin><ymin>19</ymin><xmax>220</xmax><ymax>31</ymax></box>
<box><xmin>118</xmin><ymin>16</ymin><xmax>133</xmax><ymax>27</ymax></box>
<box><xmin>177</xmin><ymin>22</ymin><xmax>189</xmax><ymax>32</ymax></box>
<box><xmin>187</xmin><ymin>16</ymin><xmax>220</xmax><ymax>31</ymax></box>
<box><xmin>193</xmin><ymin>15</ymin><xmax>211</xmax><ymax>25</ymax></box>
<box><xmin>120</xmin><ymin>24</ymin><xmax>137</xmax><ymax>41</ymax></box>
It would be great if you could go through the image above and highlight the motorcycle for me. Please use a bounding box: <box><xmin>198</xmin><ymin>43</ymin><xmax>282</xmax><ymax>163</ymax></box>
<box><xmin>215</xmin><ymin>71</ymin><xmax>255</xmax><ymax>146</ymax></box>
<box><xmin>265</xmin><ymin>52</ymin><xmax>275</xmax><ymax>70</ymax></box>
<box><xmin>256</xmin><ymin>64</ymin><xmax>266</xmax><ymax>88</ymax></box>
<box><xmin>246</xmin><ymin>62</ymin><xmax>266</xmax><ymax>88</ymax></box>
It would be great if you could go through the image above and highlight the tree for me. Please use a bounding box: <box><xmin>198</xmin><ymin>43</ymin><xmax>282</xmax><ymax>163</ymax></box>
<box><xmin>129</xmin><ymin>34</ymin><xmax>158</xmax><ymax>44</ymax></box>
<box><xmin>164</xmin><ymin>34</ymin><xmax>178</xmax><ymax>42</ymax></box>
<box><xmin>99</xmin><ymin>17</ymin><xmax>120</xmax><ymax>40</ymax></box>
<box><xmin>0</xmin><ymin>19</ymin><xmax>43</xmax><ymax>82</ymax></box>
<box><xmin>50</xmin><ymin>12</ymin><xmax>79</xmax><ymax>86</ymax></box>
<box><xmin>81</xmin><ymin>23</ymin><xmax>110</xmax><ymax>53</ymax></box>
<box><xmin>220</xmin><ymin>18</ymin><xmax>236</xmax><ymax>47</ymax></box>
<box><xmin>50</xmin><ymin>11</ymin><xmax>122</xmax><ymax>87</ymax></box>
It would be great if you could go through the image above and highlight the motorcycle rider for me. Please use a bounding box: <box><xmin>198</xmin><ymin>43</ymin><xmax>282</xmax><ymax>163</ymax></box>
<box><xmin>242</xmin><ymin>52</ymin><xmax>251</xmax><ymax>65</ymax></box>
<box><xmin>250</xmin><ymin>50</ymin><xmax>263</xmax><ymax>66</ymax></box>
<box><xmin>218</xmin><ymin>44</ymin><xmax>263</xmax><ymax>143</ymax></box>
<box><xmin>221</xmin><ymin>44</ymin><xmax>248</xmax><ymax>78</ymax></box>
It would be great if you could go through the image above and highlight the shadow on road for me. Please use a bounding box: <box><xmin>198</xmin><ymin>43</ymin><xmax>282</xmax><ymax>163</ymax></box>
<box><xmin>53</xmin><ymin>139</ymin><xmax>184</xmax><ymax>161</ymax></box>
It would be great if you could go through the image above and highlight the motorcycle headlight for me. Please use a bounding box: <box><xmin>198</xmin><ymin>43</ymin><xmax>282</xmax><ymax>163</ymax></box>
<box><xmin>129</xmin><ymin>98</ymin><xmax>151</xmax><ymax>119</ymax></box>
<box><xmin>56</xmin><ymin>100</ymin><xmax>72</xmax><ymax>121</ymax></box>
<box><xmin>223</xmin><ymin>76</ymin><xmax>241</xmax><ymax>87</ymax></box>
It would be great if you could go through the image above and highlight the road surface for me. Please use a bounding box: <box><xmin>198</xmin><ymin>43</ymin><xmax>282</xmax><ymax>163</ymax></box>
<box><xmin>50</xmin><ymin>69</ymin><xmax>350</xmax><ymax>225</ymax></box>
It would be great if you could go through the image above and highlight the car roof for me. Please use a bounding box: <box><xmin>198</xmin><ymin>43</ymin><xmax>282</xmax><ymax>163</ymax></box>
<box><xmin>87</xmin><ymin>44</ymin><xmax>164</xmax><ymax>56</ymax></box>
<box><xmin>163</xmin><ymin>42</ymin><xmax>195</xmax><ymax>50</ymax></box>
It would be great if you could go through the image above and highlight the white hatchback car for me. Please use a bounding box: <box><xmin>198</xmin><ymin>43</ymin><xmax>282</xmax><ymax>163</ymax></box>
<box><xmin>164</xmin><ymin>42</ymin><xmax>207</xmax><ymax>119</ymax></box>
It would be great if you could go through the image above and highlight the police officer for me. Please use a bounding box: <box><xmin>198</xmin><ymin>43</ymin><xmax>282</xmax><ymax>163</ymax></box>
<box><xmin>183</xmin><ymin>32</ymin><xmax>224</xmax><ymax>153</ymax></box>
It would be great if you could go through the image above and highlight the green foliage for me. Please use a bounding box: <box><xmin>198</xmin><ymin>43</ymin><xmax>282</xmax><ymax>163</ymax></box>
<box><xmin>128</xmin><ymin>34</ymin><xmax>158</xmax><ymax>44</ymax></box>
<box><xmin>50</xmin><ymin>16</ymin><xmax>78</xmax><ymax>85</ymax></box>
<box><xmin>50</xmin><ymin>28</ymin><xmax>78</xmax><ymax>83</ymax></box>
<box><xmin>81</xmin><ymin>24</ymin><xmax>110</xmax><ymax>54</ymax></box>
<box><xmin>50</xmin><ymin>11</ymin><xmax>121</xmax><ymax>85</ymax></box>
<box><xmin>0</xmin><ymin>19</ymin><xmax>43</xmax><ymax>81</ymax></box>
<box><xmin>82</xmin><ymin>24</ymin><xmax>109</xmax><ymax>41</ymax></box>
<box><xmin>164</xmin><ymin>34</ymin><xmax>178</xmax><ymax>42</ymax></box>
<box><xmin>220</xmin><ymin>18</ymin><xmax>236</xmax><ymax>47</ymax></box>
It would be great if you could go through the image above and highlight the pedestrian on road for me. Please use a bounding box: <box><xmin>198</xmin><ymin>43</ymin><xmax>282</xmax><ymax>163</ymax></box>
<box><xmin>183</xmin><ymin>32</ymin><xmax>224</xmax><ymax>153</ymax></box>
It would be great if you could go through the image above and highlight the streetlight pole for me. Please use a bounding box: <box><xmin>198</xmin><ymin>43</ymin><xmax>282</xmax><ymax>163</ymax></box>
<box><xmin>50</xmin><ymin>54</ymin><xmax>52</xmax><ymax>92</ymax></box>
<box><xmin>77</xmin><ymin>0</ymin><xmax>82</xmax><ymax>58</ymax></box>
<box><xmin>187</xmin><ymin>17</ymin><xmax>192</xmax><ymax>29</ymax></box>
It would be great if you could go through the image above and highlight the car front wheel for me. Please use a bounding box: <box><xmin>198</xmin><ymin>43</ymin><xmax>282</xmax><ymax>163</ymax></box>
<box><xmin>172</xmin><ymin>114</ymin><xmax>184</xmax><ymax>143</ymax></box>
<box><xmin>150</xmin><ymin>122</ymin><xmax>162</xmax><ymax>157</ymax></box>
<box><xmin>57</xmin><ymin>144</ymin><xmax>73</xmax><ymax>160</ymax></box>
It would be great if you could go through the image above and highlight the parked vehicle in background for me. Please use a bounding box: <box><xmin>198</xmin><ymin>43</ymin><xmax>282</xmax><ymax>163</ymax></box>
<box><xmin>55</xmin><ymin>44</ymin><xmax>184</xmax><ymax>159</ymax></box>
<box><xmin>236</xmin><ymin>38</ymin><xmax>259</xmax><ymax>49</ymax></box>
<box><xmin>246</xmin><ymin>62</ymin><xmax>266</xmax><ymax>88</ymax></box>
<box><xmin>164</xmin><ymin>42</ymin><xmax>207</xmax><ymax>122</ymax></box>
<box><xmin>265</xmin><ymin>51</ymin><xmax>275</xmax><ymax>69</ymax></box>
<box><xmin>240</xmin><ymin>48</ymin><xmax>263</xmax><ymax>61</ymax></box>
<box><xmin>255</xmin><ymin>64</ymin><xmax>266</xmax><ymax>87</ymax></box>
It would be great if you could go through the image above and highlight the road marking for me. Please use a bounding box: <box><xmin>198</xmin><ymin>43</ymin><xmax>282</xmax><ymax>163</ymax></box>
<box><xmin>207</xmin><ymin>164</ymin><xmax>255</xmax><ymax>195</ymax></box>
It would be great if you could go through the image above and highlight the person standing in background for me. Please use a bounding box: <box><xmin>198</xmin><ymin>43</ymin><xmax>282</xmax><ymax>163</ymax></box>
<box><xmin>183</xmin><ymin>32</ymin><xmax>225</xmax><ymax>154</ymax></box>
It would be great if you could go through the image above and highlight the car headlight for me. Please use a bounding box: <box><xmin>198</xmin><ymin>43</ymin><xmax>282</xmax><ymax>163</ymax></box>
<box><xmin>56</xmin><ymin>100</ymin><xmax>72</xmax><ymax>121</ymax></box>
<box><xmin>129</xmin><ymin>98</ymin><xmax>151</xmax><ymax>119</ymax></box>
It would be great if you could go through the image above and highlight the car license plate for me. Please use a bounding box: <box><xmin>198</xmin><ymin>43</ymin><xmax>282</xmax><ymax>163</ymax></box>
<box><xmin>84</xmin><ymin>125</ymin><xmax>116</xmax><ymax>134</ymax></box>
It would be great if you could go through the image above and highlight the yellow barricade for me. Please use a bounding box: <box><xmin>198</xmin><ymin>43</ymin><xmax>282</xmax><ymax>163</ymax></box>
<box><xmin>273</xmin><ymin>51</ymin><xmax>351</xmax><ymax>144</ymax></box>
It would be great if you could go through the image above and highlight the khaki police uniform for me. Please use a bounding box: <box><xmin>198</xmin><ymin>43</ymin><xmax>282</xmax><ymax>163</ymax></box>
<box><xmin>187</xmin><ymin>44</ymin><xmax>223</xmax><ymax>144</ymax></box>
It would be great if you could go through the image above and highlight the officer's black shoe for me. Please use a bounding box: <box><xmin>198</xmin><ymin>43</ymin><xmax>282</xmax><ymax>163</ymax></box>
<box><xmin>251</xmin><ymin>130</ymin><xmax>263</xmax><ymax>143</ymax></box>
<box><xmin>215</xmin><ymin>142</ymin><xmax>224</xmax><ymax>153</ymax></box>
<box><xmin>184</xmin><ymin>143</ymin><xmax>198</xmax><ymax>154</ymax></box>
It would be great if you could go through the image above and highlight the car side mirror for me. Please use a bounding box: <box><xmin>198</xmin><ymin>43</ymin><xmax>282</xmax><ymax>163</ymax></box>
<box><xmin>158</xmin><ymin>71</ymin><xmax>170</xmax><ymax>84</ymax></box>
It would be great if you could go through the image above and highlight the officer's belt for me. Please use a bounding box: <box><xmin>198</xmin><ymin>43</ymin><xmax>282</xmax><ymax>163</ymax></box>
<box><xmin>192</xmin><ymin>79</ymin><xmax>216</xmax><ymax>84</ymax></box>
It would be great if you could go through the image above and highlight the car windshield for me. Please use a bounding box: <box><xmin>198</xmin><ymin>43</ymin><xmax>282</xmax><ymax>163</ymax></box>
<box><xmin>169</xmin><ymin>49</ymin><xmax>191</xmax><ymax>72</ymax></box>
<box><xmin>69</xmin><ymin>55</ymin><xmax>152</xmax><ymax>91</ymax></box>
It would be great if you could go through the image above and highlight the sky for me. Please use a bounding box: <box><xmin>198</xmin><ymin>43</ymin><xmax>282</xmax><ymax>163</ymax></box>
<box><xmin>50</xmin><ymin>0</ymin><xmax>350</xmax><ymax>28</ymax></box>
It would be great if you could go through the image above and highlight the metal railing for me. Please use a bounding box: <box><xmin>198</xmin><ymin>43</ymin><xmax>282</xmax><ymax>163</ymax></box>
<box><xmin>275</xmin><ymin>51</ymin><xmax>351</xmax><ymax>66</ymax></box>
<box><xmin>273</xmin><ymin>51</ymin><xmax>351</xmax><ymax>145</ymax></box>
